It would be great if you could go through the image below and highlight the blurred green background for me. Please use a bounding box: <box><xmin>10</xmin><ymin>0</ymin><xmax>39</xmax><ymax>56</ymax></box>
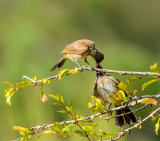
<box><xmin>1</xmin><ymin>0</ymin><xmax>160</xmax><ymax>140</ymax></box>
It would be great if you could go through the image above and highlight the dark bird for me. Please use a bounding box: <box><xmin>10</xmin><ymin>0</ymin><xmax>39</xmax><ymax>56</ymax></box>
<box><xmin>92</xmin><ymin>64</ymin><xmax>137</xmax><ymax>127</ymax></box>
<box><xmin>50</xmin><ymin>39</ymin><xmax>104</xmax><ymax>72</ymax></box>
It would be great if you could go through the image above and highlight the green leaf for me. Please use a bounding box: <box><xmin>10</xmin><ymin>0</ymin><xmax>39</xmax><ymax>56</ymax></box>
<box><xmin>90</xmin><ymin>96</ymin><xmax>103</xmax><ymax>107</ymax></box>
<box><xmin>62</xmin><ymin>124</ymin><xmax>74</xmax><ymax>134</ymax></box>
<box><xmin>6</xmin><ymin>91</ymin><xmax>15</xmax><ymax>106</ymax></box>
<box><xmin>88</xmin><ymin>102</ymin><xmax>96</xmax><ymax>111</ymax></box>
<box><xmin>74</xmin><ymin>130</ymin><xmax>84</xmax><ymax>136</ymax></box>
<box><xmin>155</xmin><ymin>118</ymin><xmax>160</xmax><ymax>135</ymax></box>
<box><xmin>116</xmin><ymin>90</ymin><xmax>127</xmax><ymax>102</ymax></box>
<box><xmin>150</xmin><ymin>63</ymin><xmax>160</xmax><ymax>73</ymax></box>
<box><xmin>52</xmin><ymin>103</ymin><xmax>64</xmax><ymax>108</ymax></box>
<box><xmin>58</xmin><ymin>69</ymin><xmax>70</xmax><ymax>80</ymax></box>
<box><xmin>151</xmin><ymin>116</ymin><xmax>158</xmax><ymax>122</ymax></box>
<box><xmin>118</xmin><ymin>82</ymin><xmax>133</xmax><ymax>93</ymax></box>
<box><xmin>48</xmin><ymin>94</ymin><xmax>60</xmax><ymax>101</ymax></box>
<box><xmin>127</xmin><ymin>77</ymin><xmax>139</xmax><ymax>83</ymax></box>
<box><xmin>82</xmin><ymin>126</ymin><xmax>94</xmax><ymax>134</ymax></box>
<box><xmin>88</xmin><ymin>97</ymin><xmax>105</xmax><ymax>113</ymax></box>
<box><xmin>53</xmin><ymin>122</ymin><xmax>64</xmax><ymax>133</ymax></box>
<box><xmin>69</xmin><ymin>99</ymin><xmax>73</xmax><ymax>110</ymax></box>
<box><xmin>142</xmin><ymin>79</ymin><xmax>159</xmax><ymax>91</ymax></box>
<box><xmin>60</xmin><ymin>95</ymin><xmax>64</xmax><ymax>104</ymax></box>
<box><xmin>4</xmin><ymin>87</ymin><xmax>14</xmax><ymax>97</ymax></box>
<box><xmin>139</xmin><ymin>98</ymin><xmax>157</xmax><ymax>106</ymax></box>
<box><xmin>20</xmin><ymin>134</ymin><xmax>32</xmax><ymax>141</ymax></box>
<box><xmin>65</xmin><ymin>106</ymin><xmax>72</xmax><ymax>113</ymax></box>
<box><xmin>4</xmin><ymin>88</ymin><xmax>15</xmax><ymax>106</ymax></box>
<box><xmin>37</xmin><ymin>131</ymin><xmax>56</xmax><ymax>141</ymax></box>
<box><xmin>57</xmin><ymin>110</ymin><xmax>69</xmax><ymax>114</ymax></box>
<box><xmin>15</xmin><ymin>81</ymin><xmax>33</xmax><ymax>91</ymax></box>
<box><xmin>98</xmin><ymin>130</ymin><xmax>116</xmax><ymax>139</ymax></box>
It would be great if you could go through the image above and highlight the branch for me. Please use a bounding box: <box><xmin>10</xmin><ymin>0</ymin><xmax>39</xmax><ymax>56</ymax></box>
<box><xmin>104</xmin><ymin>107</ymin><xmax>160</xmax><ymax>141</ymax></box>
<box><xmin>22</xmin><ymin>67</ymin><xmax>160</xmax><ymax>83</ymax></box>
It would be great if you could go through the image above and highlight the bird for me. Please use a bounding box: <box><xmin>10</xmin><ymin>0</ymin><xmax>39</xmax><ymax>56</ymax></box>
<box><xmin>92</xmin><ymin>64</ymin><xmax>137</xmax><ymax>127</ymax></box>
<box><xmin>50</xmin><ymin>39</ymin><xmax>104</xmax><ymax>72</ymax></box>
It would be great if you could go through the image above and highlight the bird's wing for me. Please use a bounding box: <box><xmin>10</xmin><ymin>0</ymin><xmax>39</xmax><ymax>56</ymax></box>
<box><xmin>108</xmin><ymin>75</ymin><xmax>134</xmax><ymax>98</ymax></box>
<box><xmin>62</xmin><ymin>43</ymin><xmax>88</xmax><ymax>55</ymax></box>
<box><xmin>92</xmin><ymin>80</ymin><xmax>99</xmax><ymax>97</ymax></box>
<box><xmin>107</xmin><ymin>75</ymin><xmax>120</xmax><ymax>85</ymax></box>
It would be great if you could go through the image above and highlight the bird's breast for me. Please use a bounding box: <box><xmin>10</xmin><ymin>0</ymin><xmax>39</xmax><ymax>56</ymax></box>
<box><xmin>67</xmin><ymin>50</ymin><xmax>90</xmax><ymax>61</ymax></box>
<box><xmin>97</xmin><ymin>76</ymin><xmax>118</xmax><ymax>104</ymax></box>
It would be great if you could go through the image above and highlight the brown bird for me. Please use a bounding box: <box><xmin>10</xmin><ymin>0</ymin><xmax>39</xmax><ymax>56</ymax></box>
<box><xmin>50</xmin><ymin>39</ymin><xmax>104</xmax><ymax>72</ymax></box>
<box><xmin>92</xmin><ymin>64</ymin><xmax>137</xmax><ymax>127</ymax></box>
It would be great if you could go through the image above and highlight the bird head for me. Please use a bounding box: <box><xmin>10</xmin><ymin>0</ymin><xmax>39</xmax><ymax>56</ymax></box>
<box><xmin>94</xmin><ymin>51</ymin><xmax>104</xmax><ymax>64</ymax></box>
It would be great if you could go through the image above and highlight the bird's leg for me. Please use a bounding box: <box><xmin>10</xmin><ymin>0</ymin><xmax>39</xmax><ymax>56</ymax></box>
<box><xmin>84</xmin><ymin>58</ymin><xmax>94</xmax><ymax>70</ymax></box>
<box><xmin>75</xmin><ymin>61</ymin><xmax>83</xmax><ymax>72</ymax></box>
<box><xmin>108</xmin><ymin>103</ymin><xmax>112</xmax><ymax>110</ymax></box>
<box><xmin>107</xmin><ymin>104</ymin><xmax>112</xmax><ymax>116</ymax></box>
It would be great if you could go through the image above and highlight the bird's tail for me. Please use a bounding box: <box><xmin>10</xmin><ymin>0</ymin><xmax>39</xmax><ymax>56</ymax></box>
<box><xmin>50</xmin><ymin>56</ymin><xmax>67</xmax><ymax>72</ymax></box>
<box><xmin>115</xmin><ymin>106</ymin><xmax>137</xmax><ymax>127</ymax></box>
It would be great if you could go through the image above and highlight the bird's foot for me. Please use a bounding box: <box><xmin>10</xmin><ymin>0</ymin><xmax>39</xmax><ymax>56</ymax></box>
<box><xmin>89</xmin><ymin>65</ymin><xmax>95</xmax><ymax>71</ymax></box>
<box><xmin>79</xmin><ymin>66</ymin><xmax>85</xmax><ymax>72</ymax></box>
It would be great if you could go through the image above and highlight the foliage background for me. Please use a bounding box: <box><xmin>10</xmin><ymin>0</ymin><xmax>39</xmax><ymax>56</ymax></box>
<box><xmin>0</xmin><ymin>0</ymin><xmax>160</xmax><ymax>140</ymax></box>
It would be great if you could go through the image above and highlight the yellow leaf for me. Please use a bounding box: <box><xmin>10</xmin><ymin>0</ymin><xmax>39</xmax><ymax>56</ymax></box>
<box><xmin>139</xmin><ymin>124</ymin><xmax>142</xmax><ymax>130</ymax></box>
<box><xmin>32</xmin><ymin>75</ymin><xmax>37</xmax><ymax>81</ymax></box>
<box><xmin>150</xmin><ymin>63</ymin><xmax>159</xmax><ymax>73</ymax></box>
<box><xmin>41</xmin><ymin>79</ymin><xmax>51</xmax><ymax>84</ymax></box>
<box><xmin>4</xmin><ymin>88</ymin><xmax>15</xmax><ymax>106</ymax></box>
<box><xmin>118</xmin><ymin>82</ymin><xmax>133</xmax><ymax>93</ymax></box>
<box><xmin>114</xmin><ymin>93</ymin><xmax>122</xmax><ymax>101</ymax></box>
<box><xmin>115</xmin><ymin>90</ymin><xmax>127</xmax><ymax>102</ymax></box>
<box><xmin>127</xmin><ymin>77</ymin><xmax>139</xmax><ymax>83</ymax></box>
<box><xmin>70</xmin><ymin>67</ymin><xmax>78</xmax><ymax>74</ymax></box>
<box><xmin>2</xmin><ymin>81</ymin><xmax>14</xmax><ymax>87</ymax></box>
<box><xmin>142</xmin><ymin>79</ymin><xmax>159</xmax><ymax>91</ymax></box>
<box><xmin>155</xmin><ymin>118</ymin><xmax>160</xmax><ymax>135</ymax></box>
<box><xmin>140</xmin><ymin>98</ymin><xmax>157</xmax><ymax>106</ymax></box>
<box><xmin>13</xmin><ymin>126</ymin><xmax>30</xmax><ymax>135</ymax></box>
<box><xmin>58</xmin><ymin>69</ymin><xmax>70</xmax><ymax>80</ymax></box>
<box><xmin>76</xmin><ymin>115</ymin><xmax>84</xmax><ymax>119</ymax></box>
<box><xmin>15</xmin><ymin>81</ymin><xmax>33</xmax><ymax>91</ymax></box>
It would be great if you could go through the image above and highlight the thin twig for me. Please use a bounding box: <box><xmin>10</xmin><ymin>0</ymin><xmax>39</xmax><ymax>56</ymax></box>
<box><xmin>105</xmin><ymin>104</ymin><xmax>148</xmax><ymax>121</ymax></box>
